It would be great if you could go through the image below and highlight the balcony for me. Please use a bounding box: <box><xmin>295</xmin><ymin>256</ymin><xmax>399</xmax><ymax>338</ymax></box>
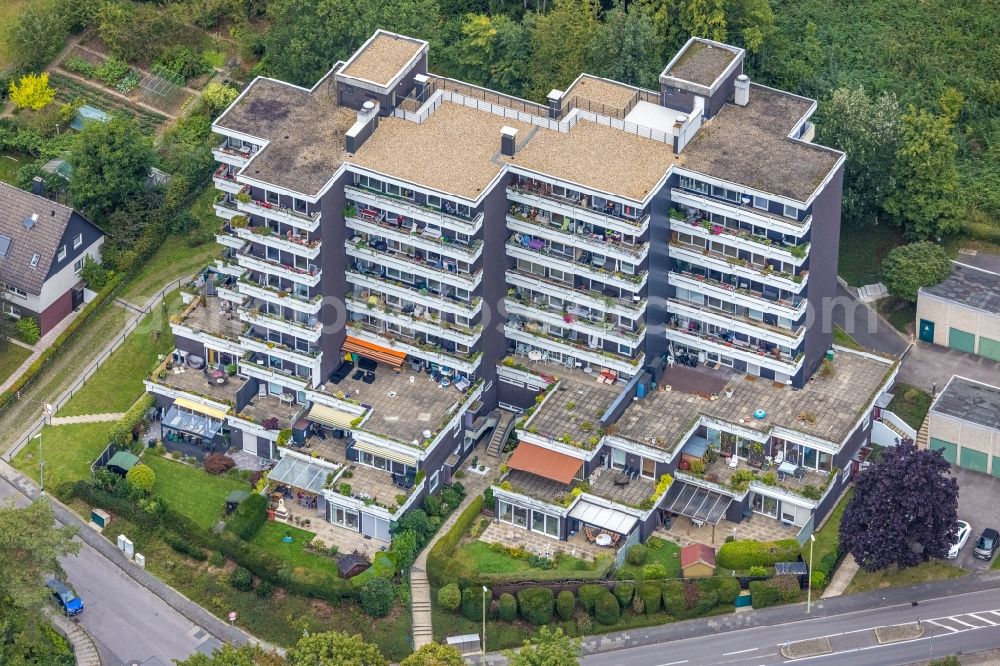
<box><xmin>344</xmin><ymin>210</ymin><xmax>482</xmax><ymax>262</ymax></box>
<box><xmin>667</xmin><ymin>298</ymin><xmax>803</xmax><ymax>346</ymax></box>
<box><xmin>503</xmin><ymin>321</ymin><xmax>643</xmax><ymax>375</ymax></box>
<box><xmin>213</xmin><ymin>195</ymin><xmax>241</xmax><ymax>221</ymax></box>
<box><xmin>664</xmin><ymin>324</ymin><xmax>804</xmax><ymax>371</ymax></box>
<box><xmin>346</xmin><ymin>269</ymin><xmax>481</xmax><ymax>317</ymax></box>
<box><xmin>237</xmin><ymin>198</ymin><xmax>320</xmax><ymax>233</ymax></box>
<box><xmin>669</xmin><ymin>241</ymin><xmax>807</xmax><ymax>292</ymax></box>
<box><xmin>676</xmin><ymin>214</ymin><xmax>808</xmax><ymax>266</ymax></box>
<box><xmin>670</xmin><ymin>188</ymin><xmax>812</xmax><ymax>235</ymax></box>
<box><xmin>507</xmin><ymin>186</ymin><xmax>649</xmax><ymax>235</ymax></box>
<box><xmin>235</xmin><ymin>225</ymin><xmax>322</xmax><ymax>261</ymax></box>
<box><xmin>345</xmin><ymin>242</ymin><xmax>482</xmax><ymax>289</ymax></box>
<box><xmin>214</xmin><ymin>224</ymin><xmax>246</xmax><ymax>251</ymax></box>
<box><xmin>212</xmin><ymin>165</ymin><xmax>243</xmax><ymax>194</ymax></box>
<box><xmin>346</xmin><ymin>296</ymin><xmax>481</xmax><ymax>347</ymax></box>
<box><xmin>506</xmin><ymin>239</ymin><xmax>647</xmax><ymax>292</ymax></box>
<box><xmin>505</xmin><ymin>211</ymin><xmax>648</xmax><ymax>263</ymax></box>
<box><xmin>239</xmin><ymin>329</ymin><xmax>323</xmax><ymax>366</ymax></box>
<box><xmin>240</xmin><ymin>353</ymin><xmax>312</xmax><ymax>389</ymax></box>
<box><xmin>213</xmin><ymin>140</ymin><xmax>257</xmax><ymax>167</ymax></box>
<box><xmin>506</xmin><ymin>268</ymin><xmax>645</xmax><ymax>319</ymax></box>
<box><xmin>238</xmin><ymin>279</ymin><xmax>323</xmax><ymax>315</ymax></box>
<box><xmin>237</xmin><ymin>250</ymin><xmax>321</xmax><ymax>288</ymax></box>
<box><xmin>668</xmin><ymin>270</ymin><xmax>804</xmax><ymax>320</ymax></box>
<box><xmin>345</xmin><ymin>185</ymin><xmax>484</xmax><ymax>234</ymax></box>
<box><xmin>504</xmin><ymin>297</ymin><xmax>643</xmax><ymax>345</ymax></box>
<box><xmin>347</xmin><ymin>322</ymin><xmax>482</xmax><ymax>374</ymax></box>
<box><xmin>238</xmin><ymin>306</ymin><xmax>322</xmax><ymax>343</ymax></box>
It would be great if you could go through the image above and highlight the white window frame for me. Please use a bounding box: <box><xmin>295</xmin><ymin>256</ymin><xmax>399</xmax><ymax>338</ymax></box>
<box><xmin>74</xmin><ymin>257</ymin><xmax>84</xmax><ymax>274</ymax></box>
<box><xmin>783</xmin><ymin>204</ymin><xmax>798</xmax><ymax>219</ymax></box>
<box><xmin>752</xmin><ymin>196</ymin><xmax>768</xmax><ymax>210</ymax></box>
<box><xmin>7</xmin><ymin>285</ymin><xmax>27</xmax><ymax>299</ymax></box>
<box><xmin>57</xmin><ymin>245</ymin><xmax>67</xmax><ymax>261</ymax></box>
<box><xmin>429</xmin><ymin>470</ymin><xmax>439</xmax><ymax>492</ymax></box>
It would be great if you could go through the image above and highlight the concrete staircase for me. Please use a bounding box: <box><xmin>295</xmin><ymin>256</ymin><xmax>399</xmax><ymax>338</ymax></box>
<box><xmin>410</xmin><ymin>571</ymin><xmax>434</xmax><ymax>649</ymax></box>
<box><xmin>485</xmin><ymin>410</ymin><xmax>516</xmax><ymax>458</ymax></box>
<box><xmin>47</xmin><ymin>609</ymin><xmax>101</xmax><ymax>665</ymax></box>
<box><xmin>916</xmin><ymin>417</ymin><xmax>930</xmax><ymax>450</ymax></box>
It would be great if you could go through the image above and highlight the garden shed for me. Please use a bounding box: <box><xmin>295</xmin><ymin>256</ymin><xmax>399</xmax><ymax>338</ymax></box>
<box><xmin>680</xmin><ymin>543</ymin><xmax>716</xmax><ymax>578</ymax></box>
<box><xmin>337</xmin><ymin>553</ymin><xmax>370</xmax><ymax>579</ymax></box>
<box><xmin>106</xmin><ymin>451</ymin><xmax>139</xmax><ymax>477</ymax></box>
<box><xmin>225</xmin><ymin>490</ymin><xmax>251</xmax><ymax>514</ymax></box>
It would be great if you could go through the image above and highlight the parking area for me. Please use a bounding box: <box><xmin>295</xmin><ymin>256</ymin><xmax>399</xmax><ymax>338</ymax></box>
<box><xmin>951</xmin><ymin>467</ymin><xmax>1000</xmax><ymax>571</ymax></box>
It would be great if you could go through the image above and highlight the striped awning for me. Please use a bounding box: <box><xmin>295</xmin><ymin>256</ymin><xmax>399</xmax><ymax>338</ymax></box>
<box><xmin>173</xmin><ymin>397</ymin><xmax>227</xmax><ymax>420</ymax></box>
<box><xmin>307</xmin><ymin>403</ymin><xmax>355</xmax><ymax>429</ymax></box>
<box><xmin>352</xmin><ymin>441</ymin><xmax>418</xmax><ymax>468</ymax></box>
<box><xmin>342</xmin><ymin>335</ymin><xmax>407</xmax><ymax>368</ymax></box>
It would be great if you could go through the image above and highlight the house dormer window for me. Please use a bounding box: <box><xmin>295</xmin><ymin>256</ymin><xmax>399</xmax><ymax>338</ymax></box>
<box><xmin>73</xmin><ymin>233</ymin><xmax>83</xmax><ymax>249</ymax></box>
<box><xmin>30</xmin><ymin>253</ymin><xmax>40</xmax><ymax>268</ymax></box>
<box><xmin>58</xmin><ymin>245</ymin><xmax>67</xmax><ymax>261</ymax></box>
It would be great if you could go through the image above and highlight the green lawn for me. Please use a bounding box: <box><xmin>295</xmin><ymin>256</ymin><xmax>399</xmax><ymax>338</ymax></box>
<box><xmin>455</xmin><ymin>541</ymin><xmax>597</xmax><ymax>575</ymax></box>
<box><xmin>617</xmin><ymin>537</ymin><xmax>681</xmax><ymax>580</ymax></box>
<box><xmin>838</xmin><ymin>224</ymin><xmax>905</xmax><ymax>287</ymax></box>
<box><xmin>887</xmin><ymin>383</ymin><xmax>933</xmax><ymax>430</ymax></box>
<box><xmin>0</xmin><ymin>152</ymin><xmax>29</xmax><ymax>185</ymax></box>
<box><xmin>0</xmin><ymin>342</ymin><xmax>31</xmax><ymax>385</ymax></box>
<box><xmin>876</xmin><ymin>297</ymin><xmax>917</xmax><ymax>336</ymax></box>
<box><xmin>803</xmin><ymin>489</ymin><xmax>852</xmax><ymax>567</ymax></box>
<box><xmin>118</xmin><ymin>187</ymin><xmax>222</xmax><ymax>305</ymax></box>
<box><xmin>250</xmin><ymin>522</ymin><xmax>340</xmax><ymax>578</ymax></box>
<box><xmin>58</xmin><ymin>292</ymin><xmax>183</xmax><ymax>417</ymax></box>
<box><xmin>11</xmin><ymin>423</ymin><xmax>111</xmax><ymax>489</ymax></box>
<box><xmin>833</xmin><ymin>326</ymin><xmax>864</xmax><ymax>351</ymax></box>
<box><xmin>845</xmin><ymin>560</ymin><xmax>966</xmax><ymax>595</ymax></box>
<box><xmin>145</xmin><ymin>454</ymin><xmax>248</xmax><ymax>529</ymax></box>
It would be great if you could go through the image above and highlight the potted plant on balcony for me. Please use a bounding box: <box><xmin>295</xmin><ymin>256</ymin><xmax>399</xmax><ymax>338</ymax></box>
<box><xmin>225</xmin><ymin>363</ymin><xmax>237</xmax><ymax>376</ymax></box>
<box><xmin>236</xmin><ymin>191</ymin><xmax>251</xmax><ymax>204</ymax></box>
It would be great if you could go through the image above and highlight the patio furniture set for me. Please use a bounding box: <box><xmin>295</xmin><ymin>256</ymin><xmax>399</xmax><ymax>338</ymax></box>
<box><xmin>582</xmin><ymin>526</ymin><xmax>620</xmax><ymax>548</ymax></box>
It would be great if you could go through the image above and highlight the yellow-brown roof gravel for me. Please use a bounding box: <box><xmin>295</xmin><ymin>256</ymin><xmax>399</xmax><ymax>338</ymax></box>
<box><xmin>563</xmin><ymin>75</ymin><xmax>640</xmax><ymax>115</ymax></box>
<box><xmin>350</xmin><ymin>103</ymin><xmax>534</xmax><ymax>199</ymax></box>
<box><xmin>666</xmin><ymin>41</ymin><xmax>740</xmax><ymax>88</ymax></box>
<box><xmin>511</xmin><ymin>120</ymin><xmax>678</xmax><ymax>202</ymax></box>
<box><xmin>341</xmin><ymin>33</ymin><xmax>424</xmax><ymax>87</ymax></box>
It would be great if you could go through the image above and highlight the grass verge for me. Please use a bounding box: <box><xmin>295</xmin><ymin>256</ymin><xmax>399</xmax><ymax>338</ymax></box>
<box><xmin>845</xmin><ymin>560</ymin><xmax>966</xmax><ymax>595</ymax></box>
<box><xmin>838</xmin><ymin>224</ymin><xmax>904</xmax><ymax>287</ymax></box>
<box><xmin>0</xmin><ymin>342</ymin><xmax>32</xmax><ymax>385</ymax></box>
<box><xmin>875</xmin><ymin>297</ymin><xmax>917</xmax><ymax>336</ymax></box>
<box><xmin>803</xmin><ymin>489</ymin><xmax>852</xmax><ymax>567</ymax></box>
<box><xmin>617</xmin><ymin>537</ymin><xmax>681</xmax><ymax>580</ymax></box>
<box><xmin>11</xmin><ymin>423</ymin><xmax>111</xmax><ymax>489</ymax></box>
<box><xmin>833</xmin><ymin>326</ymin><xmax>864</xmax><ymax>351</ymax></box>
<box><xmin>250</xmin><ymin>522</ymin><xmax>340</xmax><ymax>578</ymax></box>
<box><xmin>144</xmin><ymin>454</ymin><xmax>248</xmax><ymax>530</ymax></box>
<box><xmin>886</xmin><ymin>383</ymin><xmax>933</xmax><ymax>430</ymax></box>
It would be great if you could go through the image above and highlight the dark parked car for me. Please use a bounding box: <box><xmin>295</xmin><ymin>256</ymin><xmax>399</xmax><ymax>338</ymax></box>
<box><xmin>973</xmin><ymin>528</ymin><xmax>1000</xmax><ymax>561</ymax></box>
<box><xmin>46</xmin><ymin>578</ymin><xmax>83</xmax><ymax>616</ymax></box>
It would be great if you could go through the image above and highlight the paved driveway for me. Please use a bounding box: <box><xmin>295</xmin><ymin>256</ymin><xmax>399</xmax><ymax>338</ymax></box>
<box><xmin>899</xmin><ymin>342</ymin><xmax>1000</xmax><ymax>393</ymax></box>
<box><xmin>830</xmin><ymin>282</ymin><xmax>910</xmax><ymax>357</ymax></box>
<box><xmin>950</xmin><ymin>467</ymin><xmax>1000</xmax><ymax>572</ymax></box>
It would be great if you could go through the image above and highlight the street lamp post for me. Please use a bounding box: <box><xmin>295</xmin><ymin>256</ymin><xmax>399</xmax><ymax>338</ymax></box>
<box><xmin>806</xmin><ymin>533</ymin><xmax>816</xmax><ymax>613</ymax></box>
<box><xmin>482</xmin><ymin>585</ymin><xmax>488</xmax><ymax>655</ymax></box>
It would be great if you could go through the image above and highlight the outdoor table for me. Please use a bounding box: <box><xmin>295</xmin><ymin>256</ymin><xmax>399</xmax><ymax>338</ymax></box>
<box><xmin>595</xmin><ymin>533</ymin><xmax>612</xmax><ymax>547</ymax></box>
<box><xmin>527</xmin><ymin>350</ymin><xmax>542</xmax><ymax>361</ymax></box>
<box><xmin>778</xmin><ymin>461</ymin><xmax>797</xmax><ymax>476</ymax></box>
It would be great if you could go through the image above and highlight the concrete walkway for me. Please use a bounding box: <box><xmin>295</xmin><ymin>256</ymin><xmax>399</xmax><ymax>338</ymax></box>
<box><xmin>0</xmin><ymin>307</ymin><xmax>84</xmax><ymax>393</ymax></box>
<box><xmin>822</xmin><ymin>554</ymin><xmax>860</xmax><ymax>598</ymax></box>
<box><xmin>50</xmin><ymin>413</ymin><xmax>125</xmax><ymax>426</ymax></box>
<box><xmin>46</xmin><ymin>608</ymin><xmax>102</xmax><ymax>666</ymax></box>
<box><xmin>411</xmin><ymin>449</ymin><xmax>497</xmax><ymax>649</ymax></box>
<box><xmin>831</xmin><ymin>280</ymin><xmax>910</xmax><ymax>358</ymax></box>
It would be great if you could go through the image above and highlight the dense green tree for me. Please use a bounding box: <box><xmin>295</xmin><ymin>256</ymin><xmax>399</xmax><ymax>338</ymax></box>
<box><xmin>54</xmin><ymin>0</ymin><xmax>102</xmax><ymax>33</ymax></box>
<box><xmin>640</xmin><ymin>0</ymin><xmax>689</xmax><ymax>64</ymax></box>
<box><xmin>263</xmin><ymin>0</ymin><xmax>441</xmax><ymax>87</ymax></box>
<box><xmin>287</xmin><ymin>631</ymin><xmax>387</xmax><ymax>666</ymax></box>
<box><xmin>505</xmin><ymin>626</ymin><xmax>581</xmax><ymax>666</ymax></box>
<box><xmin>527</xmin><ymin>0</ymin><xmax>598</xmax><ymax>99</ymax></box>
<box><xmin>399</xmin><ymin>642</ymin><xmax>464</xmax><ymax>666</ymax></box>
<box><xmin>679</xmin><ymin>0</ymin><xmax>727</xmax><ymax>43</ymax></box>
<box><xmin>9</xmin><ymin>0</ymin><xmax>69</xmax><ymax>70</ymax></box>
<box><xmin>815</xmin><ymin>86</ymin><xmax>900</xmax><ymax>228</ymax></box>
<box><xmin>126</xmin><ymin>463</ymin><xmax>156</xmax><ymax>493</ymax></box>
<box><xmin>881</xmin><ymin>242</ymin><xmax>952</xmax><ymax>302</ymax></box>
<box><xmin>586</xmin><ymin>1</ymin><xmax>661</xmax><ymax>89</ymax></box>
<box><xmin>0</xmin><ymin>605</ymin><xmax>74</xmax><ymax>666</ymax></box>
<box><xmin>97</xmin><ymin>1</ymin><xmax>186</xmax><ymax>63</ymax></box>
<box><xmin>175</xmin><ymin>644</ymin><xmax>287</xmax><ymax>665</ymax></box>
<box><xmin>68</xmin><ymin>115</ymin><xmax>155</xmax><ymax>225</ymax></box>
<box><xmin>723</xmin><ymin>0</ymin><xmax>775</xmax><ymax>57</ymax></box>
<box><xmin>447</xmin><ymin>13</ymin><xmax>532</xmax><ymax>97</ymax></box>
<box><xmin>885</xmin><ymin>106</ymin><xmax>963</xmax><ymax>240</ymax></box>
<box><xmin>0</xmin><ymin>499</ymin><xmax>79</xmax><ymax>611</ymax></box>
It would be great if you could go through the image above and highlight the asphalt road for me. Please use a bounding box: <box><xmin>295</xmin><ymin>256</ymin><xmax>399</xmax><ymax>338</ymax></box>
<box><xmin>579</xmin><ymin>587</ymin><xmax>1000</xmax><ymax>666</ymax></box>
<box><xmin>831</xmin><ymin>282</ymin><xmax>910</xmax><ymax>358</ymax></box>
<box><xmin>0</xmin><ymin>476</ymin><xmax>221</xmax><ymax>666</ymax></box>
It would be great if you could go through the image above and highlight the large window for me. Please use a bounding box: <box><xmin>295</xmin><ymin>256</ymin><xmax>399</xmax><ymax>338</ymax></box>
<box><xmin>498</xmin><ymin>501</ymin><xmax>529</xmax><ymax>528</ymax></box>
<box><xmin>331</xmin><ymin>504</ymin><xmax>359</xmax><ymax>530</ymax></box>
<box><xmin>753</xmin><ymin>493</ymin><xmax>778</xmax><ymax>518</ymax></box>
<box><xmin>531</xmin><ymin>510</ymin><xmax>559</xmax><ymax>537</ymax></box>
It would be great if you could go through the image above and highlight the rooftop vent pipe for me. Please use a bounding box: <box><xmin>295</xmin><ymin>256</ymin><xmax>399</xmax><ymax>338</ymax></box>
<box><xmin>735</xmin><ymin>74</ymin><xmax>750</xmax><ymax>107</ymax></box>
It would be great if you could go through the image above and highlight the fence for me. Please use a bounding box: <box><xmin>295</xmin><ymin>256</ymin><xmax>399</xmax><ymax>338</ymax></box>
<box><xmin>91</xmin><ymin>442</ymin><xmax>119</xmax><ymax>475</ymax></box>
<box><xmin>614</xmin><ymin>528</ymin><xmax>642</xmax><ymax>569</ymax></box>
<box><xmin>4</xmin><ymin>276</ymin><xmax>189</xmax><ymax>462</ymax></box>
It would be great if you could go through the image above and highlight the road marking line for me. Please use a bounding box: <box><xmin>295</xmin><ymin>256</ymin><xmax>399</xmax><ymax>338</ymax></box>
<box><xmin>722</xmin><ymin>648</ymin><xmax>758</xmax><ymax>656</ymax></box>
<box><xmin>967</xmin><ymin>613</ymin><xmax>997</xmax><ymax>626</ymax></box>
<box><xmin>926</xmin><ymin>619</ymin><xmax>960</xmax><ymax>633</ymax></box>
<box><xmin>655</xmin><ymin>661</ymin><xmax>689</xmax><ymax>666</ymax></box>
<box><xmin>949</xmin><ymin>617</ymin><xmax>978</xmax><ymax>628</ymax></box>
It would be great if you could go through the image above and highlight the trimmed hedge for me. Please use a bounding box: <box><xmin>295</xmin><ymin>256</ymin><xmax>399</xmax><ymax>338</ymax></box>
<box><xmin>613</xmin><ymin>581</ymin><xmax>634</xmax><ymax>606</ymax></box>
<box><xmin>498</xmin><ymin>593</ymin><xmax>518</xmax><ymax>622</ymax></box>
<box><xmin>556</xmin><ymin>590</ymin><xmax>576</xmax><ymax>620</ymax></box>
<box><xmin>661</xmin><ymin>580</ymin><xmax>685</xmax><ymax>615</ymax></box>
<box><xmin>637</xmin><ymin>581</ymin><xmax>661</xmax><ymax>614</ymax></box>
<box><xmin>517</xmin><ymin>586</ymin><xmax>554</xmax><ymax>625</ymax></box>
<box><xmin>716</xmin><ymin>539</ymin><xmax>801</xmax><ymax>570</ymax></box>
<box><xmin>594</xmin><ymin>589</ymin><xmax>620</xmax><ymax>625</ymax></box>
<box><xmin>426</xmin><ymin>496</ymin><xmax>483</xmax><ymax>588</ymax></box>
<box><xmin>749</xmin><ymin>575</ymin><xmax>801</xmax><ymax>609</ymax></box>
<box><xmin>578</xmin><ymin>584</ymin><xmax>605</xmax><ymax>613</ymax></box>
<box><xmin>748</xmin><ymin>580</ymin><xmax>778</xmax><ymax>608</ymax></box>
<box><xmin>0</xmin><ymin>274</ymin><xmax>123</xmax><ymax>410</ymax></box>
<box><xmin>462</xmin><ymin>586</ymin><xmax>490</xmax><ymax>622</ymax></box>
<box><xmin>109</xmin><ymin>393</ymin><xmax>156</xmax><ymax>448</ymax></box>
<box><xmin>643</xmin><ymin>562</ymin><xmax>667</xmax><ymax>580</ymax></box>
<box><xmin>360</xmin><ymin>577</ymin><xmax>394</xmax><ymax>617</ymax></box>
<box><xmin>438</xmin><ymin>583</ymin><xmax>461</xmax><ymax>612</ymax></box>
<box><xmin>225</xmin><ymin>493</ymin><xmax>268</xmax><ymax>540</ymax></box>
<box><xmin>163</xmin><ymin>530</ymin><xmax>207</xmax><ymax>561</ymax></box>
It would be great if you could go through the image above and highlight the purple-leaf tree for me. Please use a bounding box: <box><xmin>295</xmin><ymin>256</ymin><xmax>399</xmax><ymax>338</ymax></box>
<box><xmin>839</xmin><ymin>442</ymin><xmax>958</xmax><ymax>572</ymax></box>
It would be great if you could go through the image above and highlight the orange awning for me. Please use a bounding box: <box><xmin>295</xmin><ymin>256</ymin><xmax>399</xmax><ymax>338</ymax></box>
<box><xmin>342</xmin><ymin>335</ymin><xmax>407</xmax><ymax>368</ymax></box>
<box><xmin>507</xmin><ymin>443</ymin><xmax>582</xmax><ymax>485</ymax></box>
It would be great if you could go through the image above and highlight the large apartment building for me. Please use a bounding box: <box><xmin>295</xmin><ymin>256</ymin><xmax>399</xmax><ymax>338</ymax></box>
<box><xmin>146</xmin><ymin>30</ymin><xmax>897</xmax><ymax>551</ymax></box>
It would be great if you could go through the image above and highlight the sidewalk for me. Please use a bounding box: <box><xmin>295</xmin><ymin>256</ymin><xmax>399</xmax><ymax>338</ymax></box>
<box><xmin>411</xmin><ymin>447</ymin><xmax>497</xmax><ymax>649</ymax></box>
<box><xmin>50</xmin><ymin>412</ymin><xmax>125</xmax><ymax>426</ymax></box>
<box><xmin>0</xmin><ymin>307</ymin><xmax>84</xmax><ymax>393</ymax></box>
<box><xmin>46</xmin><ymin>608</ymin><xmax>101</xmax><ymax>666</ymax></box>
<box><xmin>822</xmin><ymin>554</ymin><xmax>860</xmax><ymax>598</ymax></box>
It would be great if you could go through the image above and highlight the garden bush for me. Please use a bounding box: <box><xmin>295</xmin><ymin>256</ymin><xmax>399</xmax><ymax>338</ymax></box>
<box><xmin>17</xmin><ymin>317</ymin><xmax>40</xmax><ymax>344</ymax></box>
<box><xmin>576</xmin><ymin>611</ymin><xmax>592</xmax><ymax>634</ymax></box>
<box><xmin>749</xmin><ymin>576</ymin><xmax>800</xmax><ymax>608</ymax></box>
<box><xmin>228</xmin><ymin>567</ymin><xmax>253</xmax><ymax>592</ymax></box>
<box><xmin>556</xmin><ymin>590</ymin><xmax>576</xmax><ymax>620</ymax></box>
<box><xmin>517</xmin><ymin>587</ymin><xmax>554</xmax><ymax>625</ymax></box>
<box><xmin>716</xmin><ymin>539</ymin><xmax>801</xmax><ymax>570</ymax></box>
<box><xmin>748</xmin><ymin>580</ymin><xmax>779</xmax><ymax>608</ymax></box>
<box><xmin>256</xmin><ymin>580</ymin><xmax>274</xmax><ymax>598</ymax></box>
<box><xmin>108</xmin><ymin>394</ymin><xmax>155</xmax><ymax>448</ymax></box>
<box><xmin>810</xmin><ymin>571</ymin><xmax>827</xmax><ymax>589</ymax></box>
<box><xmin>360</xmin><ymin>577</ymin><xmax>394</xmax><ymax>617</ymax></box>
<box><xmin>498</xmin><ymin>593</ymin><xmax>517</xmax><ymax>622</ymax></box>
<box><xmin>208</xmin><ymin>551</ymin><xmax>225</xmax><ymax>567</ymax></box>
<box><xmin>426</xmin><ymin>496</ymin><xmax>482</xmax><ymax>588</ymax></box>
<box><xmin>613</xmin><ymin>581</ymin><xmax>634</xmax><ymax>606</ymax></box>
<box><xmin>162</xmin><ymin>531</ymin><xmax>207</xmax><ymax>561</ymax></box>
<box><xmin>643</xmin><ymin>562</ymin><xmax>667</xmax><ymax>580</ymax></box>
<box><xmin>703</xmin><ymin>576</ymin><xmax>740</xmax><ymax>606</ymax></box>
<box><xmin>594</xmin><ymin>590</ymin><xmax>620</xmax><ymax>625</ymax></box>
<box><xmin>661</xmin><ymin>580</ymin><xmax>685</xmax><ymax>615</ymax></box>
<box><xmin>125</xmin><ymin>463</ymin><xmax>156</xmax><ymax>493</ymax></box>
<box><xmin>438</xmin><ymin>583</ymin><xmax>461</xmax><ymax>612</ymax></box>
<box><xmin>637</xmin><ymin>581</ymin><xmax>661</xmax><ymax>614</ymax></box>
<box><xmin>225</xmin><ymin>493</ymin><xmax>267</xmax><ymax>540</ymax></box>
<box><xmin>203</xmin><ymin>454</ymin><xmax>235</xmax><ymax>475</ymax></box>
<box><xmin>577</xmin><ymin>584</ymin><xmax>605</xmax><ymax>612</ymax></box>
<box><xmin>461</xmin><ymin>586</ymin><xmax>490</xmax><ymax>622</ymax></box>
<box><xmin>770</xmin><ymin>575</ymin><xmax>802</xmax><ymax>602</ymax></box>
<box><xmin>626</xmin><ymin>543</ymin><xmax>648</xmax><ymax>565</ymax></box>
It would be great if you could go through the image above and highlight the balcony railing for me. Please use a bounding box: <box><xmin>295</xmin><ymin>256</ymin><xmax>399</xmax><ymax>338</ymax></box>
<box><xmin>669</xmin><ymin>241</ymin><xmax>807</xmax><ymax>291</ymax></box>
<box><xmin>669</xmin><ymin>270</ymin><xmax>804</xmax><ymax>313</ymax></box>
<box><xmin>505</xmin><ymin>321</ymin><xmax>642</xmax><ymax>365</ymax></box>
<box><xmin>675</xmin><ymin>214</ymin><xmax>808</xmax><ymax>264</ymax></box>
<box><xmin>346</xmin><ymin>268</ymin><xmax>481</xmax><ymax>316</ymax></box>
<box><xmin>346</xmin><ymin>241</ymin><xmax>482</xmax><ymax>286</ymax></box>
<box><xmin>507</xmin><ymin>185</ymin><xmax>649</xmax><ymax>231</ymax></box>
<box><xmin>505</xmin><ymin>297</ymin><xmax>644</xmax><ymax>342</ymax></box>
<box><xmin>345</xmin><ymin>211</ymin><xmax>482</xmax><ymax>261</ymax></box>
<box><xmin>670</xmin><ymin>188</ymin><xmax>812</xmax><ymax>232</ymax></box>
<box><xmin>507</xmin><ymin>239</ymin><xmax>647</xmax><ymax>290</ymax></box>
<box><xmin>237</xmin><ymin>198</ymin><xmax>320</xmax><ymax>232</ymax></box>
<box><xmin>506</xmin><ymin>211</ymin><xmax>647</xmax><ymax>261</ymax></box>
<box><xmin>346</xmin><ymin>296</ymin><xmax>481</xmax><ymax>346</ymax></box>
<box><xmin>235</xmin><ymin>226</ymin><xmax>321</xmax><ymax>260</ymax></box>
<box><xmin>237</xmin><ymin>248</ymin><xmax>320</xmax><ymax>278</ymax></box>
<box><xmin>665</xmin><ymin>324</ymin><xmax>802</xmax><ymax>366</ymax></box>
<box><xmin>238</xmin><ymin>278</ymin><xmax>322</xmax><ymax>313</ymax></box>
<box><xmin>348</xmin><ymin>321</ymin><xmax>482</xmax><ymax>369</ymax></box>
<box><xmin>667</xmin><ymin>298</ymin><xmax>801</xmax><ymax>343</ymax></box>
<box><xmin>506</xmin><ymin>268</ymin><xmax>645</xmax><ymax>315</ymax></box>
<box><xmin>346</xmin><ymin>185</ymin><xmax>484</xmax><ymax>233</ymax></box>
<box><xmin>239</xmin><ymin>306</ymin><xmax>322</xmax><ymax>340</ymax></box>
<box><xmin>215</xmin><ymin>141</ymin><xmax>256</xmax><ymax>159</ymax></box>
<box><xmin>240</xmin><ymin>328</ymin><xmax>322</xmax><ymax>359</ymax></box>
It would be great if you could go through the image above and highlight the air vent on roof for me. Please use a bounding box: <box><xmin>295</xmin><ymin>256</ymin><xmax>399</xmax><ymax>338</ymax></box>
<box><xmin>23</xmin><ymin>213</ymin><xmax>38</xmax><ymax>230</ymax></box>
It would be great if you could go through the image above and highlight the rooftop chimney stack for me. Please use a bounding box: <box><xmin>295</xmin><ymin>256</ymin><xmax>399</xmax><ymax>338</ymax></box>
<box><xmin>346</xmin><ymin>101</ymin><xmax>380</xmax><ymax>153</ymax></box>
<box><xmin>671</xmin><ymin>115</ymin><xmax>688</xmax><ymax>155</ymax></box>
<box><xmin>31</xmin><ymin>176</ymin><xmax>44</xmax><ymax>196</ymax></box>
<box><xmin>546</xmin><ymin>90</ymin><xmax>563</xmax><ymax>119</ymax></box>
<box><xmin>735</xmin><ymin>74</ymin><xmax>750</xmax><ymax>107</ymax></box>
<box><xmin>500</xmin><ymin>127</ymin><xmax>518</xmax><ymax>157</ymax></box>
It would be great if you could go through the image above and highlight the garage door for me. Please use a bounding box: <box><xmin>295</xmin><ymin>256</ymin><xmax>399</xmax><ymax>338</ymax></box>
<box><xmin>930</xmin><ymin>437</ymin><xmax>957</xmax><ymax>464</ymax></box>
<box><xmin>948</xmin><ymin>327</ymin><xmax>976</xmax><ymax>353</ymax></box>
<box><xmin>979</xmin><ymin>336</ymin><xmax>1000</xmax><ymax>362</ymax></box>
<box><xmin>959</xmin><ymin>447</ymin><xmax>988</xmax><ymax>473</ymax></box>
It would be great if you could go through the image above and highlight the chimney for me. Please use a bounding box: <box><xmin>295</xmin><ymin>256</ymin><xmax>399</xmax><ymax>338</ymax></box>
<box><xmin>345</xmin><ymin>101</ymin><xmax>380</xmax><ymax>153</ymax></box>
<box><xmin>671</xmin><ymin>115</ymin><xmax>688</xmax><ymax>155</ymax></box>
<box><xmin>546</xmin><ymin>89</ymin><xmax>563</xmax><ymax>119</ymax></box>
<box><xmin>735</xmin><ymin>74</ymin><xmax>750</xmax><ymax>107</ymax></box>
<box><xmin>413</xmin><ymin>73</ymin><xmax>429</xmax><ymax>101</ymax></box>
<box><xmin>31</xmin><ymin>176</ymin><xmax>44</xmax><ymax>196</ymax></box>
<box><xmin>500</xmin><ymin>127</ymin><xmax>518</xmax><ymax>157</ymax></box>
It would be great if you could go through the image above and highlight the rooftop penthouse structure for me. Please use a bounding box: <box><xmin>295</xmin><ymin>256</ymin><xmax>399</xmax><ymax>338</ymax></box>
<box><xmin>147</xmin><ymin>30</ymin><xmax>894</xmax><ymax>553</ymax></box>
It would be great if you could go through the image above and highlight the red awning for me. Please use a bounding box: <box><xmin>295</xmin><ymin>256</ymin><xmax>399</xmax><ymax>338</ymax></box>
<box><xmin>507</xmin><ymin>443</ymin><xmax>582</xmax><ymax>485</ymax></box>
<box><xmin>342</xmin><ymin>335</ymin><xmax>407</xmax><ymax>368</ymax></box>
